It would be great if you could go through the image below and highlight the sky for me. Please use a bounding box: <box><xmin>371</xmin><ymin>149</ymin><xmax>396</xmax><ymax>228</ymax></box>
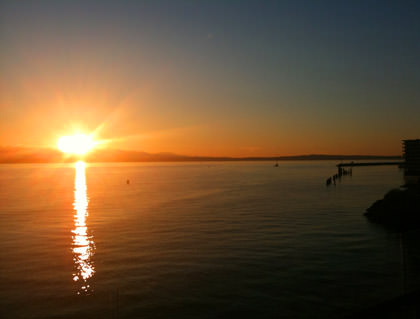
<box><xmin>1</xmin><ymin>0</ymin><xmax>419</xmax><ymax>157</ymax></box>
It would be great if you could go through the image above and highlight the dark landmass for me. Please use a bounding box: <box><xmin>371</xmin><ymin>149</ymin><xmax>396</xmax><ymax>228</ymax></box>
<box><xmin>344</xmin><ymin>289</ymin><xmax>420</xmax><ymax>319</ymax></box>
<box><xmin>365</xmin><ymin>186</ymin><xmax>420</xmax><ymax>230</ymax></box>
<box><xmin>358</xmin><ymin>188</ymin><xmax>420</xmax><ymax>318</ymax></box>
<box><xmin>0</xmin><ymin>146</ymin><xmax>402</xmax><ymax>163</ymax></box>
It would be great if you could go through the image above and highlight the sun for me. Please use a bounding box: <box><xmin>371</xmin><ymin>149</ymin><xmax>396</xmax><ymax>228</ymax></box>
<box><xmin>57</xmin><ymin>133</ymin><xmax>96</xmax><ymax>155</ymax></box>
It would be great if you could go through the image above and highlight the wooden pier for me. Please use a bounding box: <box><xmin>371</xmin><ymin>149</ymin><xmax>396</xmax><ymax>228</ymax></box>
<box><xmin>337</xmin><ymin>161</ymin><xmax>403</xmax><ymax>168</ymax></box>
<box><xmin>326</xmin><ymin>161</ymin><xmax>403</xmax><ymax>187</ymax></box>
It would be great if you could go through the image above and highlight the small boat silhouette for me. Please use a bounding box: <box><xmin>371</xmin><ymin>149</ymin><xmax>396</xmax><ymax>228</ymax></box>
<box><xmin>274</xmin><ymin>161</ymin><xmax>279</xmax><ymax>167</ymax></box>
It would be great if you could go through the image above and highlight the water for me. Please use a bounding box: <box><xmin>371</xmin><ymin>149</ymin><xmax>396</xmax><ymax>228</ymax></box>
<box><xmin>0</xmin><ymin>161</ymin><xmax>418</xmax><ymax>318</ymax></box>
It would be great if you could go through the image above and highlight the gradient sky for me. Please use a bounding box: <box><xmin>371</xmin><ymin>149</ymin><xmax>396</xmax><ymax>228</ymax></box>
<box><xmin>1</xmin><ymin>0</ymin><xmax>419</xmax><ymax>156</ymax></box>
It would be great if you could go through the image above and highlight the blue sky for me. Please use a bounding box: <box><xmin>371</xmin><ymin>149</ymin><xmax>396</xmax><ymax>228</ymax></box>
<box><xmin>1</xmin><ymin>0</ymin><xmax>419</xmax><ymax>156</ymax></box>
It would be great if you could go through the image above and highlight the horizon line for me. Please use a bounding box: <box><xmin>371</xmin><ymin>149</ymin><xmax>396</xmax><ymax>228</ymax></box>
<box><xmin>0</xmin><ymin>153</ymin><xmax>403</xmax><ymax>164</ymax></box>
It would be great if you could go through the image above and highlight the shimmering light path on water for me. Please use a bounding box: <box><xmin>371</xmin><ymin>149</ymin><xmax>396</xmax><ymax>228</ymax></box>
<box><xmin>0</xmin><ymin>161</ymin><xmax>419</xmax><ymax>318</ymax></box>
<box><xmin>72</xmin><ymin>161</ymin><xmax>95</xmax><ymax>294</ymax></box>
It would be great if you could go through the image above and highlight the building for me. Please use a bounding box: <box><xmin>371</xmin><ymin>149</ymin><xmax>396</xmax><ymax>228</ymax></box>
<box><xmin>403</xmin><ymin>139</ymin><xmax>420</xmax><ymax>184</ymax></box>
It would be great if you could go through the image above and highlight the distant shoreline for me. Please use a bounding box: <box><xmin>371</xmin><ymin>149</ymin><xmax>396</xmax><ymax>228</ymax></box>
<box><xmin>0</xmin><ymin>154</ymin><xmax>402</xmax><ymax>164</ymax></box>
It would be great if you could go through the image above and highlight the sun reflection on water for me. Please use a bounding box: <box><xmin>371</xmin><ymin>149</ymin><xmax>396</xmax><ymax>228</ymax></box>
<box><xmin>72</xmin><ymin>160</ymin><xmax>95</xmax><ymax>294</ymax></box>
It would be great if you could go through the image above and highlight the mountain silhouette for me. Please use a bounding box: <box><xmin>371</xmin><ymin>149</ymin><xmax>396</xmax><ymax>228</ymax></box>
<box><xmin>0</xmin><ymin>146</ymin><xmax>402</xmax><ymax>163</ymax></box>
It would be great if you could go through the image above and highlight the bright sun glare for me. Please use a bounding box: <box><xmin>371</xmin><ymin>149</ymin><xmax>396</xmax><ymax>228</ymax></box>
<box><xmin>57</xmin><ymin>133</ymin><xmax>96</xmax><ymax>155</ymax></box>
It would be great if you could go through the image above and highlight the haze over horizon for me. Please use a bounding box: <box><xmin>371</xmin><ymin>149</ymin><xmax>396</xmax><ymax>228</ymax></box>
<box><xmin>0</xmin><ymin>144</ymin><xmax>403</xmax><ymax>164</ymax></box>
<box><xmin>1</xmin><ymin>1</ymin><xmax>419</xmax><ymax>157</ymax></box>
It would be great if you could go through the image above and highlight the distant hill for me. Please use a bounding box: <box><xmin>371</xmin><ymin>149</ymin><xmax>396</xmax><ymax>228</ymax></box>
<box><xmin>0</xmin><ymin>146</ymin><xmax>402</xmax><ymax>163</ymax></box>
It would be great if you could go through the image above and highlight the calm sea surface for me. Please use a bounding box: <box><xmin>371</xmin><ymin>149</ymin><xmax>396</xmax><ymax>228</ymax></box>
<box><xmin>0</xmin><ymin>161</ymin><xmax>419</xmax><ymax>318</ymax></box>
